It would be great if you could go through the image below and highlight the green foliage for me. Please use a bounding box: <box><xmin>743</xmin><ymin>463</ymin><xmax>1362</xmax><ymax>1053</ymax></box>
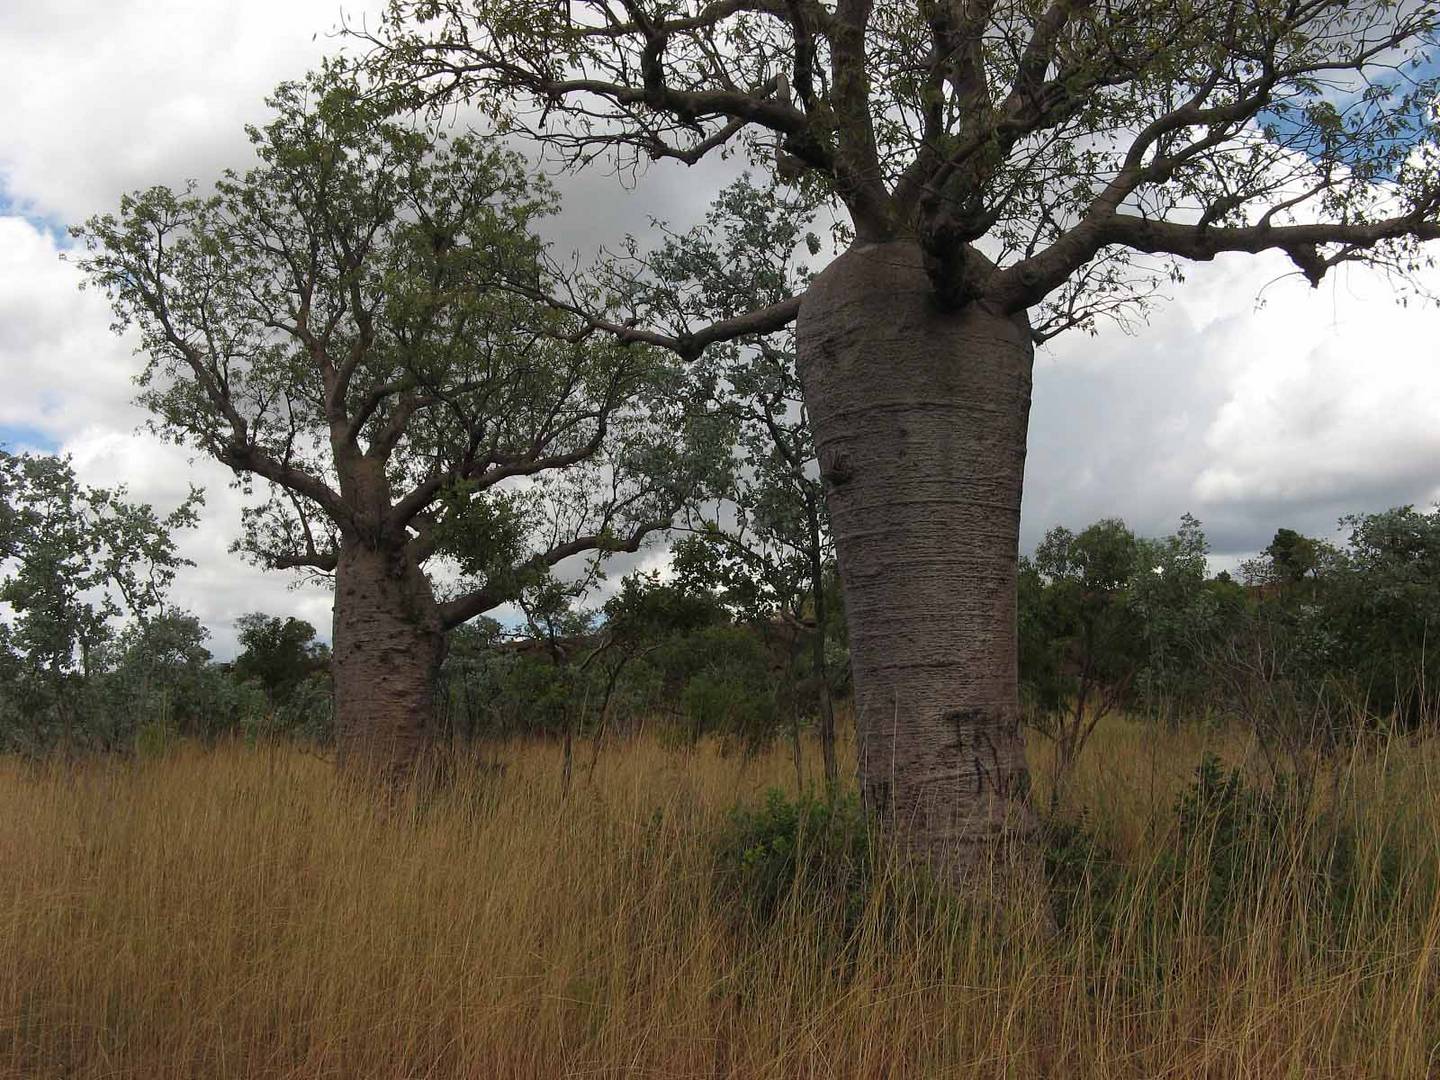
<box><xmin>133</xmin><ymin>719</ymin><xmax>176</xmax><ymax>761</ymax></box>
<box><xmin>1328</xmin><ymin>507</ymin><xmax>1440</xmax><ymax>723</ymax></box>
<box><xmin>1218</xmin><ymin>509</ymin><xmax>1440</xmax><ymax>735</ymax></box>
<box><xmin>648</xmin><ymin>179</ymin><xmax>843</xmax><ymax>756</ymax></box>
<box><xmin>74</xmin><ymin>62</ymin><xmax>714</xmax><ymax>650</ymax></box>
<box><xmin>659</xmin><ymin>624</ymin><xmax>778</xmax><ymax>747</ymax></box>
<box><xmin>102</xmin><ymin>612</ymin><xmax>266</xmax><ymax>745</ymax></box>
<box><xmin>0</xmin><ymin>471</ymin><xmax>331</xmax><ymax>756</ymax></box>
<box><xmin>711</xmin><ymin>788</ymin><xmax>873</xmax><ymax>933</ymax></box>
<box><xmin>1040</xmin><ymin>811</ymin><xmax>1126</xmax><ymax>934</ymax></box>
<box><xmin>1265</xmin><ymin>528</ymin><xmax>1325</xmax><ymax>584</ymax></box>
<box><xmin>1017</xmin><ymin>505</ymin><xmax>1440</xmax><ymax>752</ymax></box>
<box><xmin>436</xmin><ymin>571</ymin><xmax>805</xmax><ymax>749</ymax></box>
<box><xmin>1022</xmin><ymin>517</ymin><xmax>1145</xmax><ymax>723</ymax></box>
<box><xmin>1049</xmin><ymin>754</ymin><xmax>1419</xmax><ymax>942</ymax></box>
<box><xmin>0</xmin><ymin>450</ymin><xmax>203</xmax><ymax>752</ymax></box>
<box><xmin>232</xmin><ymin>613</ymin><xmax>329</xmax><ymax>708</ymax></box>
<box><xmin>1129</xmin><ymin>515</ymin><xmax>1248</xmax><ymax>719</ymax></box>
<box><xmin>1164</xmin><ymin>754</ymin><xmax>1305</xmax><ymax>931</ymax></box>
<box><xmin>603</xmin><ymin>570</ymin><xmax>726</xmax><ymax>646</ymax></box>
<box><xmin>370</xmin><ymin>1</ymin><xmax>1440</xmax><ymax>343</ymax></box>
<box><xmin>263</xmin><ymin>672</ymin><xmax>335</xmax><ymax>742</ymax></box>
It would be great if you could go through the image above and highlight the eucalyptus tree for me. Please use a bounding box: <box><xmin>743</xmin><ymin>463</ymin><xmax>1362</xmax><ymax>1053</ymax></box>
<box><xmin>674</xmin><ymin>326</ymin><xmax>841</xmax><ymax>782</ymax></box>
<box><xmin>367</xmin><ymin>2</ymin><xmax>1440</xmax><ymax>877</ymax></box>
<box><xmin>1019</xmin><ymin>518</ymin><xmax>1143</xmax><ymax>806</ymax></box>
<box><xmin>76</xmin><ymin>67</ymin><xmax>717</xmax><ymax>780</ymax></box>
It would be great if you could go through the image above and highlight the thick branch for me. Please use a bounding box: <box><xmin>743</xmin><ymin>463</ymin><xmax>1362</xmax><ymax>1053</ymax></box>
<box><xmin>388</xmin><ymin>409</ymin><xmax>612</xmax><ymax>530</ymax></box>
<box><xmin>554</xmin><ymin>292</ymin><xmax>802</xmax><ymax>361</ymax></box>
<box><xmin>992</xmin><ymin>209</ymin><xmax>1440</xmax><ymax>312</ymax></box>
<box><xmin>269</xmin><ymin>549</ymin><xmax>340</xmax><ymax>571</ymax></box>
<box><xmin>438</xmin><ymin>517</ymin><xmax>670</xmax><ymax>630</ymax></box>
<box><xmin>218</xmin><ymin>440</ymin><xmax>353</xmax><ymax>528</ymax></box>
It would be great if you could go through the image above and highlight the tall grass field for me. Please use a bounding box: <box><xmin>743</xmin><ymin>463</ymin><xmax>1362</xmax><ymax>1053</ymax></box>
<box><xmin>3</xmin><ymin>718</ymin><xmax>1439</xmax><ymax>1077</ymax></box>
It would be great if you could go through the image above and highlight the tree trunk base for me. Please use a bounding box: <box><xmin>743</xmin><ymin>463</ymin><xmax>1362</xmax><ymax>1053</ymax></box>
<box><xmin>332</xmin><ymin>544</ymin><xmax>446</xmax><ymax>788</ymax></box>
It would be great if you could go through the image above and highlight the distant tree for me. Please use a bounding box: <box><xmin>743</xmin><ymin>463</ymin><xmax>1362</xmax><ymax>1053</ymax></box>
<box><xmin>368</xmin><ymin>0</ymin><xmax>1440</xmax><ymax>880</ymax></box>
<box><xmin>1129</xmin><ymin>514</ymin><xmax>1245</xmax><ymax>721</ymax></box>
<box><xmin>103</xmin><ymin>613</ymin><xmax>266</xmax><ymax>744</ymax></box>
<box><xmin>1329</xmin><ymin>506</ymin><xmax>1440</xmax><ymax>722</ymax></box>
<box><xmin>0</xmin><ymin>450</ymin><xmax>201</xmax><ymax>751</ymax></box>
<box><xmin>76</xmin><ymin>66</ymin><xmax>723</xmax><ymax>781</ymax></box>
<box><xmin>1021</xmin><ymin>514</ymin><xmax>1244</xmax><ymax>790</ymax></box>
<box><xmin>1265</xmin><ymin>528</ymin><xmax>1324</xmax><ymax>584</ymax></box>
<box><xmin>1021</xmin><ymin>518</ymin><xmax>1142</xmax><ymax>803</ymax></box>
<box><xmin>615</xmin><ymin>177</ymin><xmax>843</xmax><ymax>782</ymax></box>
<box><xmin>233</xmin><ymin>613</ymin><xmax>329</xmax><ymax>708</ymax></box>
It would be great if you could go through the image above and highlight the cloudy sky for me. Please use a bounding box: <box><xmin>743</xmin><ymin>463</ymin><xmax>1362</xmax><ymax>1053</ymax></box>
<box><xmin>3</xmin><ymin>1</ymin><xmax>1439</xmax><ymax>658</ymax></box>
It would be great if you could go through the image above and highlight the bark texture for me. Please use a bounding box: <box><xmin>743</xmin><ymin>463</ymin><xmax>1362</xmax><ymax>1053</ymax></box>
<box><xmin>331</xmin><ymin>542</ymin><xmax>446</xmax><ymax>783</ymax></box>
<box><xmin>796</xmin><ymin>240</ymin><xmax>1037</xmax><ymax>881</ymax></box>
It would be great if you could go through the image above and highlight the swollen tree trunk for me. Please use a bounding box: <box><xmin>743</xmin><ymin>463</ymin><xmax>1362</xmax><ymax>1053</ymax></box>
<box><xmin>796</xmin><ymin>240</ymin><xmax>1037</xmax><ymax>883</ymax></box>
<box><xmin>332</xmin><ymin>542</ymin><xmax>446</xmax><ymax>783</ymax></box>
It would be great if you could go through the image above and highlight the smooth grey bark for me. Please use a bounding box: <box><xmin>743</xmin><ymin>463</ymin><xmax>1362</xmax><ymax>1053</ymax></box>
<box><xmin>796</xmin><ymin>240</ymin><xmax>1037</xmax><ymax>881</ymax></box>
<box><xmin>331</xmin><ymin>542</ymin><xmax>446</xmax><ymax>782</ymax></box>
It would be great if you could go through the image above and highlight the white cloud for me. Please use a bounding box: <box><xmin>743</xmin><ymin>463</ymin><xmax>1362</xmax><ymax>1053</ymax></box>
<box><xmin>1026</xmin><ymin>251</ymin><xmax>1440</xmax><ymax>555</ymax></box>
<box><xmin>0</xmin><ymin>217</ymin><xmax>137</xmax><ymax>440</ymax></box>
<box><xmin>0</xmin><ymin>0</ymin><xmax>384</xmax><ymax>227</ymax></box>
<box><xmin>1195</xmin><ymin>266</ymin><xmax>1440</xmax><ymax>510</ymax></box>
<box><xmin>64</xmin><ymin>429</ymin><xmax>334</xmax><ymax>659</ymax></box>
<box><xmin>0</xmin><ymin>215</ymin><xmax>331</xmax><ymax>658</ymax></box>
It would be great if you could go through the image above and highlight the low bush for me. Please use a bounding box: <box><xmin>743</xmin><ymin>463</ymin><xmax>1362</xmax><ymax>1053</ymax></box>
<box><xmin>711</xmin><ymin>787</ymin><xmax>873</xmax><ymax>935</ymax></box>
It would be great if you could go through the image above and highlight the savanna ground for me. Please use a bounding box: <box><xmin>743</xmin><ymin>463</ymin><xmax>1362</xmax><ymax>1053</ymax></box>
<box><xmin>3</xmin><ymin>715</ymin><xmax>1439</xmax><ymax>1078</ymax></box>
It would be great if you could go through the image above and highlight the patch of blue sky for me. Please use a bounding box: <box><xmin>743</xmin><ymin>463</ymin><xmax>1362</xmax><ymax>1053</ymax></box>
<box><xmin>1257</xmin><ymin>47</ymin><xmax>1440</xmax><ymax>180</ymax></box>
<box><xmin>0</xmin><ymin>424</ymin><xmax>60</xmax><ymax>455</ymax></box>
<box><xmin>0</xmin><ymin>179</ymin><xmax>73</xmax><ymax>249</ymax></box>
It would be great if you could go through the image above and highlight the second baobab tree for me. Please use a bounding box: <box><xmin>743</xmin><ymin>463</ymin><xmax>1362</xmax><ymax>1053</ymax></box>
<box><xmin>76</xmin><ymin>67</ymin><xmax>721</xmax><ymax>780</ymax></box>
<box><xmin>368</xmin><ymin>1</ymin><xmax>1440</xmax><ymax>882</ymax></box>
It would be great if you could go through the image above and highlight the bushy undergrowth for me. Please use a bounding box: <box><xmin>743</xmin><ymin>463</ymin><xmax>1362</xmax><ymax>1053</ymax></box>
<box><xmin>711</xmin><ymin>787</ymin><xmax>873</xmax><ymax>934</ymax></box>
<box><xmin>1044</xmin><ymin>750</ymin><xmax>1426</xmax><ymax>950</ymax></box>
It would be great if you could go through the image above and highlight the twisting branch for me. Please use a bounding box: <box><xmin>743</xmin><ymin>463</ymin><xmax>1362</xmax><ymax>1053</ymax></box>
<box><xmin>438</xmin><ymin>516</ymin><xmax>672</xmax><ymax>630</ymax></box>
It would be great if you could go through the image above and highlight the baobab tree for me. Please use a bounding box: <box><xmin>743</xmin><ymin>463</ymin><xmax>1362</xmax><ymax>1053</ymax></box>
<box><xmin>76</xmin><ymin>67</ymin><xmax>719</xmax><ymax>779</ymax></box>
<box><xmin>365</xmin><ymin>1</ymin><xmax>1440</xmax><ymax>877</ymax></box>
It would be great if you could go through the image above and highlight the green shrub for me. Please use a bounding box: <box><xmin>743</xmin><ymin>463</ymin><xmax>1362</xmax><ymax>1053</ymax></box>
<box><xmin>1040</xmin><ymin>810</ymin><xmax>1126</xmax><ymax>933</ymax></box>
<box><xmin>133</xmin><ymin>719</ymin><xmax>175</xmax><ymax>760</ymax></box>
<box><xmin>1052</xmin><ymin>754</ymin><xmax>1422</xmax><ymax>943</ymax></box>
<box><xmin>1164</xmin><ymin>753</ymin><xmax>1303</xmax><ymax>929</ymax></box>
<box><xmin>711</xmin><ymin>788</ymin><xmax>873</xmax><ymax>934</ymax></box>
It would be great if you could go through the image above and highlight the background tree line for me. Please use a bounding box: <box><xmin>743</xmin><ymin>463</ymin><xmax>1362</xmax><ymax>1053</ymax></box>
<box><xmin>7</xmin><ymin>441</ymin><xmax>1439</xmax><ymax>786</ymax></box>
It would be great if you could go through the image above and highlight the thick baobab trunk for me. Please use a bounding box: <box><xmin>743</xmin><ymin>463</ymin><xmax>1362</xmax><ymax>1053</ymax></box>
<box><xmin>331</xmin><ymin>542</ymin><xmax>446</xmax><ymax>783</ymax></box>
<box><xmin>796</xmin><ymin>240</ymin><xmax>1037</xmax><ymax>883</ymax></box>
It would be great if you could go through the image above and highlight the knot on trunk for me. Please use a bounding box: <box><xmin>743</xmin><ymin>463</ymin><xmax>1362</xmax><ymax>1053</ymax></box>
<box><xmin>820</xmin><ymin>450</ymin><xmax>853</xmax><ymax>489</ymax></box>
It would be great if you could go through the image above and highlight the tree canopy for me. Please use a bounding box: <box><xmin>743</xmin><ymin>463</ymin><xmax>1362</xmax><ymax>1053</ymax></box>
<box><xmin>74</xmin><ymin>65</ymin><xmax>721</xmax><ymax>635</ymax></box>
<box><xmin>365</xmin><ymin>1</ymin><xmax>1440</xmax><ymax>332</ymax></box>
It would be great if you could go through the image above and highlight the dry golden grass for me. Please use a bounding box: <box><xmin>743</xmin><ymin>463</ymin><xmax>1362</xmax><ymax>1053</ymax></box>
<box><xmin>2</xmin><ymin>718</ymin><xmax>1439</xmax><ymax>1078</ymax></box>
